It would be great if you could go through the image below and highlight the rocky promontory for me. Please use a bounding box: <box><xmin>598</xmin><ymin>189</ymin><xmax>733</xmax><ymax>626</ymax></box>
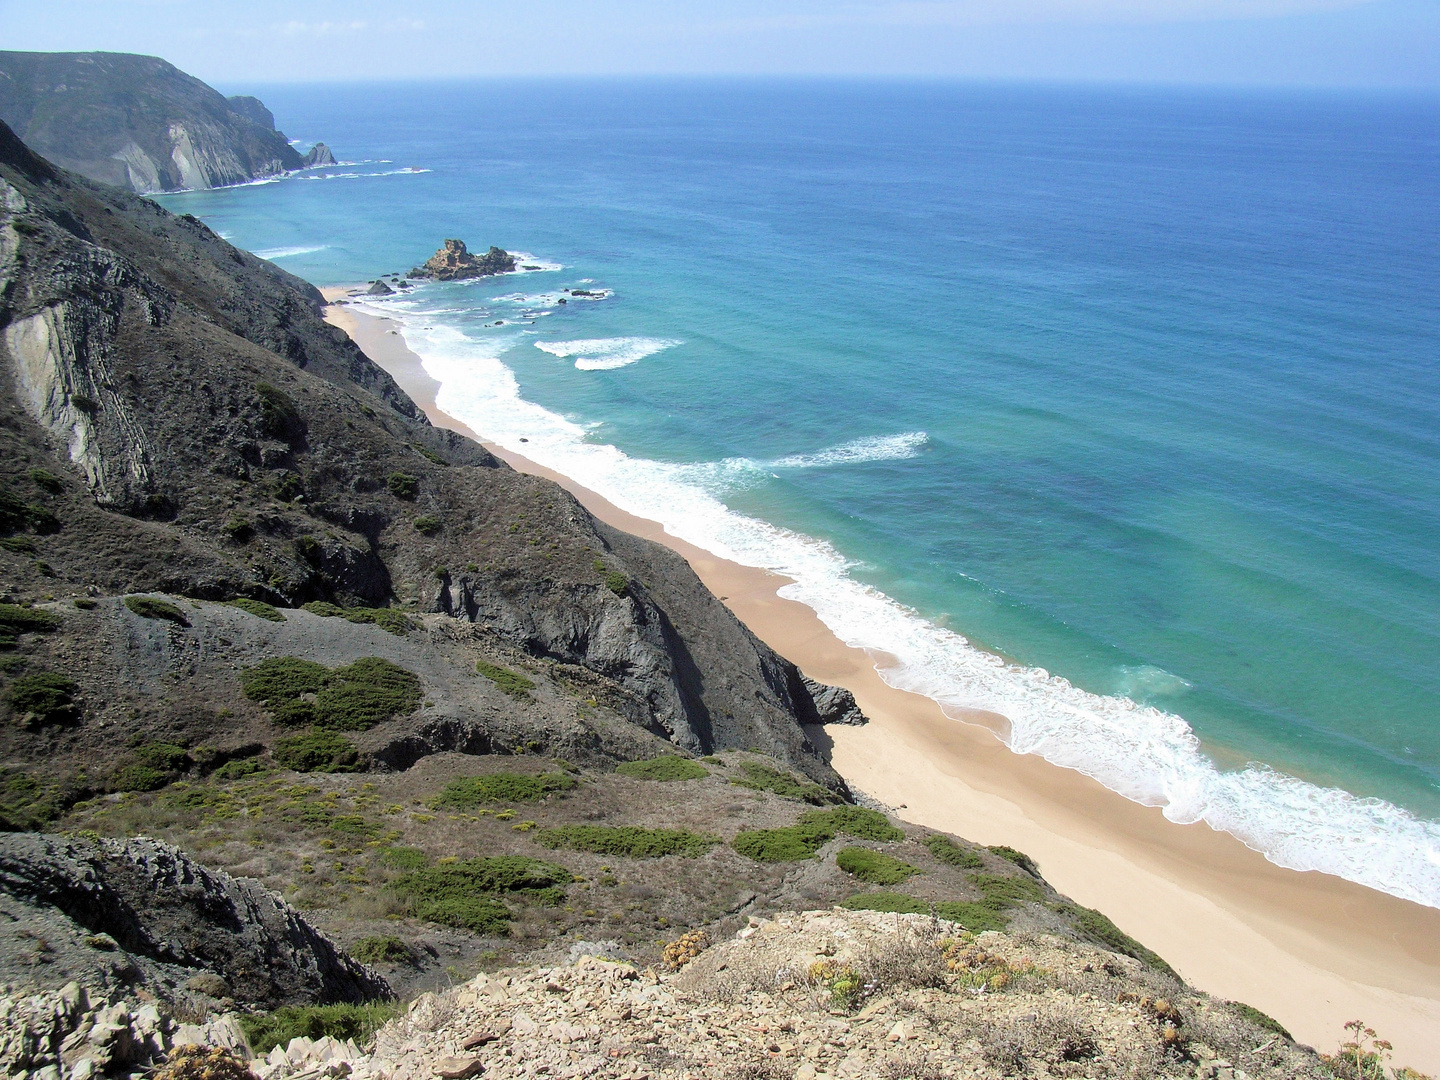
<box><xmin>0</xmin><ymin>51</ymin><xmax>334</xmax><ymax>193</ymax></box>
<box><xmin>411</xmin><ymin>240</ymin><xmax>517</xmax><ymax>281</ymax></box>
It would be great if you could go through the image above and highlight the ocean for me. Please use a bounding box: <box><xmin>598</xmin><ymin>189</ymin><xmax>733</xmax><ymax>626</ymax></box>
<box><xmin>158</xmin><ymin>79</ymin><xmax>1440</xmax><ymax>907</ymax></box>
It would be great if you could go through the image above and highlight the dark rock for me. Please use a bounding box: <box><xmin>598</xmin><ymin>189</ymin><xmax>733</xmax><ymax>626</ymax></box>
<box><xmin>802</xmin><ymin>676</ymin><xmax>867</xmax><ymax>725</ymax></box>
<box><xmin>0</xmin><ymin>833</ymin><xmax>390</xmax><ymax>1006</ymax></box>
<box><xmin>412</xmin><ymin>239</ymin><xmax>517</xmax><ymax>281</ymax></box>
<box><xmin>366</xmin><ymin>280</ymin><xmax>394</xmax><ymax>296</ymax></box>
<box><xmin>302</xmin><ymin>142</ymin><xmax>336</xmax><ymax>167</ymax></box>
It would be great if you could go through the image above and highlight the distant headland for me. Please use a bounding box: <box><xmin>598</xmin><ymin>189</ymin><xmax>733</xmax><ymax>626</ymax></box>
<box><xmin>0</xmin><ymin>50</ymin><xmax>336</xmax><ymax>193</ymax></box>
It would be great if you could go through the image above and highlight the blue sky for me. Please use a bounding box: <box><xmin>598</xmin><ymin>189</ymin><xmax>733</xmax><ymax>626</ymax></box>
<box><xmin>1</xmin><ymin>0</ymin><xmax>1437</xmax><ymax>87</ymax></box>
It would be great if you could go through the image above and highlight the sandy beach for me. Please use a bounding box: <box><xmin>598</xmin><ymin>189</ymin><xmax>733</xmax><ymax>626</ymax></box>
<box><xmin>325</xmin><ymin>289</ymin><xmax>1440</xmax><ymax>1071</ymax></box>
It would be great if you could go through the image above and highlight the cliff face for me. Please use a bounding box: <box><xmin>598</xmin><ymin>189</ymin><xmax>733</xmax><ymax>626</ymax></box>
<box><xmin>0</xmin><ymin>116</ymin><xmax>846</xmax><ymax>796</ymax></box>
<box><xmin>0</xmin><ymin>52</ymin><xmax>304</xmax><ymax>193</ymax></box>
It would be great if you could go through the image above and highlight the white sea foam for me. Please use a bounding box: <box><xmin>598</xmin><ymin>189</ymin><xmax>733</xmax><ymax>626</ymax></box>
<box><xmin>534</xmin><ymin>337</ymin><xmax>680</xmax><ymax>371</ymax></box>
<box><xmin>384</xmin><ymin>312</ymin><xmax>1440</xmax><ymax>910</ymax></box>
<box><xmin>510</xmin><ymin>252</ymin><xmax>565</xmax><ymax>273</ymax></box>
<box><xmin>254</xmin><ymin>244</ymin><xmax>327</xmax><ymax>260</ymax></box>
<box><xmin>773</xmin><ymin>431</ymin><xmax>929</xmax><ymax>469</ymax></box>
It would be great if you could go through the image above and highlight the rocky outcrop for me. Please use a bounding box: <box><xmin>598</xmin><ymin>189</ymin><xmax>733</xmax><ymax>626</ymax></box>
<box><xmin>802</xmin><ymin>675</ymin><xmax>867</xmax><ymax>725</ymax></box>
<box><xmin>302</xmin><ymin>142</ymin><xmax>336</xmax><ymax>167</ymax></box>
<box><xmin>411</xmin><ymin>240</ymin><xmax>516</xmax><ymax>281</ymax></box>
<box><xmin>365</xmin><ymin>279</ymin><xmax>394</xmax><ymax>295</ymax></box>
<box><xmin>0</xmin><ymin>833</ymin><xmax>390</xmax><ymax>1007</ymax></box>
<box><xmin>0</xmin><ymin>51</ymin><xmax>312</xmax><ymax>193</ymax></box>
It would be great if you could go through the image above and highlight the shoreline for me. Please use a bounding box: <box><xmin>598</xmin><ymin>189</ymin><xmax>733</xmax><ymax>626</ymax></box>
<box><xmin>323</xmin><ymin>289</ymin><xmax>1440</xmax><ymax>1070</ymax></box>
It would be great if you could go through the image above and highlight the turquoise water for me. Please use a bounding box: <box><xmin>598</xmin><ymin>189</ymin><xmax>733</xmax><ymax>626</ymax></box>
<box><xmin>160</xmin><ymin>80</ymin><xmax>1440</xmax><ymax>905</ymax></box>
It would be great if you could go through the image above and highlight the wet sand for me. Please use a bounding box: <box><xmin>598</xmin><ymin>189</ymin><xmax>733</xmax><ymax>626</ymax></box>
<box><xmin>324</xmin><ymin>289</ymin><xmax>1440</xmax><ymax>1071</ymax></box>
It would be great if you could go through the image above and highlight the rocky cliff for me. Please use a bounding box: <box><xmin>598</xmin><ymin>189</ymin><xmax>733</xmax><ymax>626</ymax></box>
<box><xmin>0</xmin><ymin>52</ymin><xmax>311</xmax><ymax>193</ymax></box>
<box><xmin>412</xmin><ymin>240</ymin><xmax>517</xmax><ymax>281</ymax></box>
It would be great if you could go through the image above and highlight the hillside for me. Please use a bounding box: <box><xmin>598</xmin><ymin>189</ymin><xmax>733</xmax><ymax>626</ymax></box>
<box><xmin>0</xmin><ymin>51</ymin><xmax>309</xmax><ymax>192</ymax></box>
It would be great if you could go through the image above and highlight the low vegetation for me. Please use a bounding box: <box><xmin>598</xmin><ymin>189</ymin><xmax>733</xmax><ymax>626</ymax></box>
<box><xmin>394</xmin><ymin>856</ymin><xmax>571</xmax><ymax>933</ymax></box>
<box><xmin>413</xmin><ymin>515</ymin><xmax>442</xmax><ymax>536</ymax></box>
<box><xmin>925</xmin><ymin>833</ymin><xmax>984</xmax><ymax>869</ymax></box>
<box><xmin>6</xmin><ymin>670</ymin><xmax>79</xmax><ymax>725</ymax></box>
<box><xmin>1052</xmin><ymin>900</ymin><xmax>1175</xmax><ymax>975</ymax></box>
<box><xmin>351</xmin><ymin>935</ymin><xmax>410</xmax><ymax>965</ymax></box>
<box><xmin>272</xmin><ymin>729</ymin><xmax>360</xmax><ymax>773</ymax></box>
<box><xmin>226</xmin><ymin>598</ymin><xmax>286</xmax><ymax>622</ymax></box>
<box><xmin>475</xmin><ymin>660</ymin><xmax>535</xmax><ymax>699</ymax></box>
<box><xmin>989</xmin><ymin>844</ymin><xmax>1040</xmax><ymax>876</ymax></box>
<box><xmin>386</xmin><ymin>472</ymin><xmax>418</xmax><ymax>499</ymax></box>
<box><xmin>123</xmin><ymin>596</ymin><xmax>190</xmax><ymax>626</ymax></box>
<box><xmin>431</xmin><ymin>771</ymin><xmax>576</xmax><ymax>809</ymax></box>
<box><xmin>535</xmin><ymin>825</ymin><xmax>718</xmax><ymax>859</ymax></box>
<box><xmin>615</xmin><ymin>756</ymin><xmax>708</xmax><ymax>782</ymax></box>
<box><xmin>733</xmin><ymin>805</ymin><xmax>903</xmax><ymax>862</ymax></box>
<box><xmin>241</xmin><ymin>656</ymin><xmax>422</xmax><ymax>730</ymax></box>
<box><xmin>239</xmin><ymin>1003</ymin><xmax>397</xmax><ymax>1055</ymax></box>
<box><xmin>0</xmin><ymin>603</ymin><xmax>60</xmax><ymax>647</ymax></box>
<box><xmin>302</xmin><ymin>601</ymin><xmax>415</xmax><ymax>636</ymax></box>
<box><xmin>836</xmin><ymin>846</ymin><xmax>920</xmax><ymax>885</ymax></box>
<box><xmin>728</xmin><ymin>760</ymin><xmax>839</xmax><ymax>805</ymax></box>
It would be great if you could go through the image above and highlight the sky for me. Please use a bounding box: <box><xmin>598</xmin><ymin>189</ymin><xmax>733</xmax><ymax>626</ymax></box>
<box><xmin>0</xmin><ymin>0</ymin><xmax>1437</xmax><ymax>88</ymax></box>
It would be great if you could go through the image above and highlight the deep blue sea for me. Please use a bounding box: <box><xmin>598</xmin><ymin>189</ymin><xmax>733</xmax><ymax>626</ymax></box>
<box><xmin>159</xmin><ymin>80</ymin><xmax>1440</xmax><ymax>906</ymax></box>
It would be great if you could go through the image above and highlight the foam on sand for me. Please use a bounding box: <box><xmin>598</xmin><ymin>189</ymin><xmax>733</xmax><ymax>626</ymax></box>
<box><xmin>387</xmin><ymin>309</ymin><xmax>1440</xmax><ymax>910</ymax></box>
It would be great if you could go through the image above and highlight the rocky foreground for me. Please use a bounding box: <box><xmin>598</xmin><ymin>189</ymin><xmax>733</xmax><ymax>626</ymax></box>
<box><xmin>3</xmin><ymin>910</ymin><xmax>1332</xmax><ymax>1080</ymax></box>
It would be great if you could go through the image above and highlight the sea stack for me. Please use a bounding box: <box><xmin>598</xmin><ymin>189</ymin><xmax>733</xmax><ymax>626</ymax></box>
<box><xmin>302</xmin><ymin>142</ymin><xmax>336</xmax><ymax>166</ymax></box>
<box><xmin>411</xmin><ymin>239</ymin><xmax>516</xmax><ymax>281</ymax></box>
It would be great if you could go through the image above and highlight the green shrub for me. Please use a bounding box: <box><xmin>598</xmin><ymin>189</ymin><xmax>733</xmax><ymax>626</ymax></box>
<box><xmin>413</xmin><ymin>515</ymin><xmax>442</xmax><ymax>535</ymax></box>
<box><xmin>124</xmin><ymin>596</ymin><xmax>190</xmax><ymax>626</ymax></box>
<box><xmin>1052</xmin><ymin>901</ymin><xmax>1175</xmax><ymax>976</ymax></box>
<box><xmin>432</xmin><ymin>772</ymin><xmax>575</xmax><ymax>809</ymax></box>
<box><xmin>1227</xmin><ymin>1001</ymin><xmax>1291</xmax><ymax>1040</ymax></box>
<box><xmin>273</xmin><ymin>473</ymin><xmax>304</xmax><ymax>502</ymax></box>
<box><xmin>840</xmin><ymin>891</ymin><xmax>929</xmax><ymax>915</ymax></box>
<box><xmin>240</xmin><ymin>1003</ymin><xmax>397</xmax><ymax>1055</ymax></box>
<box><xmin>0</xmin><ymin>603</ymin><xmax>60</xmax><ymax>647</ymax></box>
<box><xmin>925</xmin><ymin>834</ymin><xmax>984</xmax><ymax>869</ymax></box>
<box><xmin>255</xmin><ymin>382</ymin><xmax>303</xmax><ymax>440</ymax></box>
<box><xmin>72</xmin><ymin>597</ymin><xmax>97</xmax><ymax>610</ymax></box>
<box><xmin>223</xmin><ymin>515</ymin><xmax>253</xmax><ymax>541</ymax></box>
<box><xmin>0</xmin><ymin>768</ymin><xmax>63</xmax><ymax>830</ymax></box>
<box><xmin>475</xmin><ymin>660</ymin><xmax>535</xmax><ymax>698</ymax></box>
<box><xmin>988</xmin><ymin>845</ymin><xmax>1040</xmax><ymax>876</ymax></box>
<box><xmin>0</xmin><ymin>488</ymin><xmax>59</xmax><ymax>535</ymax></box>
<box><xmin>294</xmin><ymin>536</ymin><xmax>323</xmax><ymax>563</ymax></box>
<box><xmin>28</xmin><ymin>469</ymin><xmax>63</xmax><ymax>493</ymax></box>
<box><xmin>0</xmin><ymin>536</ymin><xmax>36</xmax><ymax>554</ymax></box>
<box><xmin>212</xmin><ymin>758</ymin><xmax>265</xmax><ymax>781</ymax></box>
<box><xmin>135</xmin><ymin>742</ymin><xmax>189</xmax><ymax>771</ymax></box>
<box><xmin>226</xmin><ymin>598</ymin><xmax>286</xmax><ymax>622</ymax></box>
<box><xmin>352</xmin><ymin>935</ymin><xmax>410</xmax><ymax>965</ymax></box>
<box><xmin>932</xmin><ymin>901</ymin><xmax>1011</xmax><ymax>933</ymax></box>
<box><xmin>298</xmin><ymin>601</ymin><xmax>414</xmax><ymax>636</ymax></box>
<box><xmin>386</xmin><ymin>472</ymin><xmax>418</xmax><ymax>499</ymax></box>
<box><xmin>410</xmin><ymin>895</ymin><xmax>513</xmax><ymax>934</ymax></box>
<box><xmin>395</xmin><ymin>856</ymin><xmax>570</xmax><ymax>932</ymax></box>
<box><xmin>615</xmin><ymin>756</ymin><xmax>708</xmax><ymax>782</ymax></box>
<box><xmin>816</xmin><ymin>805</ymin><xmax>905</xmax><ymax>842</ymax></box>
<box><xmin>272</xmin><ymin>729</ymin><xmax>359</xmax><ymax>773</ymax></box>
<box><xmin>605</xmin><ymin>571</ymin><xmax>628</xmax><ymax>597</ymax></box>
<box><xmin>973</xmin><ymin>873</ymin><xmax>1043</xmax><ymax>906</ymax></box>
<box><xmin>241</xmin><ymin>657</ymin><xmax>330</xmax><ymax>704</ymax></box>
<box><xmin>836</xmin><ymin>847</ymin><xmax>919</xmax><ymax>885</ymax></box>
<box><xmin>535</xmin><ymin>825</ymin><xmax>717</xmax><ymax>859</ymax></box>
<box><xmin>313</xmin><ymin>658</ymin><xmax>422</xmax><ymax>730</ymax></box>
<box><xmin>6</xmin><ymin>671</ymin><xmax>78</xmax><ymax>724</ymax></box>
<box><xmin>733</xmin><ymin>805</ymin><xmax>903</xmax><ymax>862</ymax></box>
<box><xmin>413</xmin><ymin>446</ymin><xmax>448</xmax><ymax>466</ymax></box>
<box><xmin>729</xmin><ymin>761</ymin><xmax>839</xmax><ymax>805</ymax></box>
<box><xmin>380</xmin><ymin>846</ymin><xmax>428</xmax><ymax>871</ymax></box>
<box><xmin>242</xmin><ymin>656</ymin><xmax>421</xmax><ymax>731</ymax></box>
<box><xmin>112</xmin><ymin>764</ymin><xmax>172</xmax><ymax>792</ymax></box>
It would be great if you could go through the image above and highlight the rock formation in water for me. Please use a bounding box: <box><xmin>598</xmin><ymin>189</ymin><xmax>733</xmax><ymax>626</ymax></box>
<box><xmin>302</xmin><ymin>142</ymin><xmax>336</xmax><ymax>167</ymax></box>
<box><xmin>0</xmin><ymin>51</ymin><xmax>330</xmax><ymax>193</ymax></box>
<box><xmin>411</xmin><ymin>239</ymin><xmax>517</xmax><ymax>281</ymax></box>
